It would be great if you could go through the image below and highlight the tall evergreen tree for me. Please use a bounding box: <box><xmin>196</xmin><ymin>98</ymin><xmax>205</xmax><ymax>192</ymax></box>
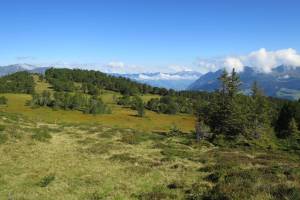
<box><xmin>288</xmin><ymin>118</ymin><xmax>299</xmax><ymax>137</ymax></box>
<box><xmin>208</xmin><ymin>68</ymin><xmax>244</xmax><ymax>138</ymax></box>
<box><xmin>275</xmin><ymin>103</ymin><xmax>295</xmax><ymax>138</ymax></box>
<box><xmin>249</xmin><ymin>81</ymin><xmax>270</xmax><ymax>136</ymax></box>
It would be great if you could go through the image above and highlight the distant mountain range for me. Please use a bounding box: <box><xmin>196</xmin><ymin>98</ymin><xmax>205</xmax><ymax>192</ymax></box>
<box><xmin>188</xmin><ymin>65</ymin><xmax>300</xmax><ymax>100</ymax></box>
<box><xmin>112</xmin><ymin>71</ymin><xmax>202</xmax><ymax>90</ymax></box>
<box><xmin>0</xmin><ymin>64</ymin><xmax>49</xmax><ymax>76</ymax></box>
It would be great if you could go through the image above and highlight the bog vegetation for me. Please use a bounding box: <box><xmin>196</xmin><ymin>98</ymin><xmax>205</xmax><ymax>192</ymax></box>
<box><xmin>0</xmin><ymin>68</ymin><xmax>299</xmax><ymax>199</ymax></box>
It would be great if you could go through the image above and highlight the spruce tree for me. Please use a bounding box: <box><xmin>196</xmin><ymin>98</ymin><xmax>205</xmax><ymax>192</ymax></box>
<box><xmin>275</xmin><ymin>103</ymin><xmax>295</xmax><ymax>138</ymax></box>
<box><xmin>288</xmin><ymin>118</ymin><xmax>299</xmax><ymax>137</ymax></box>
<box><xmin>249</xmin><ymin>81</ymin><xmax>270</xmax><ymax>136</ymax></box>
<box><xmin>208</xmin><ymin>68</ymin><xmax>244</xmax><ymax>138</ymax></box>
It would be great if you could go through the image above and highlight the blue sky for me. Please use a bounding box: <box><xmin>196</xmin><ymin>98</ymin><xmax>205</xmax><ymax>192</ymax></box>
<box><xmin>1</xmin><ymin>0</ymin><xmax>300</xmax><ymax>73</ymax></box>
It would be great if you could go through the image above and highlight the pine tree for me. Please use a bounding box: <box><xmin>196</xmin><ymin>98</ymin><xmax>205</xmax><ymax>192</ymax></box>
<box><xmin>249</xmin><ymin>81</ymin><xmax>270</xmax><ymax>136</ymax></box>
<box><xmin>208</xmin><ymin>68</ymin><xmax>244</xmax><ymax>138</ymax></box>
<box><xmin>288</xmin><ymin>118</ymin><xmax>299</xmax><ymax>137</ymax></box>
<box><xmin>275</xmin><ymin>103</ymin><xmax>295</xmax><ymax>138</ymax></box>
<box><xmin>228</xmin><ymin>68</ymin><xmax>241</xmax><ymax>98</ymax></box>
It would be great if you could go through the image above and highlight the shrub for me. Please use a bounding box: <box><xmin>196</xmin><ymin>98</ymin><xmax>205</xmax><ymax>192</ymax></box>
<box><xmin>38</xmin><ymin>174</ymin><xmax>55</xmax><ymax>187</ymax></box>
<box><xmin>85</xmin><ymin>96</ymin><xmax>111</xmax><ymax>115</ymax></box>
<box><xmin>131</xmin><ymin>96</ymin><xmax>145</xmax><ymax>117</ymax></box>
<box><xmin>168</xmin><ymin>124</ymin><xmax>181</xmax><ymax>136</ymax></box>
<box><xmin>117</xmin><ymin>95</ymin><xmax>132</xmax><ymax>106</ymax></box>
<box><xmin>185</xmin><ymin>183</ymin><xmax>210</xmax><ymax>200</ymax></box>
<box><xmin>0</xmin><ymin>124</ymin><xmax>5</xmax><ymax>131</ymax></box>
<box><xmin>0</xmin><ymin>133</ymin><xmax>8</xmax><ymax>144</ymax></box>
<box><xmin>135</xmin><ymin>186</ymin><xmax>177</xmax><ymax>200</ymax></box>
<box><xmin>31</xmin><ymin>129</ymin><xmax>52</xmax><ymax>142</ymax></box>
<box><xmin>0</xmin><ymin>96</ymin><xmax>7</xmax><ymax>105</ymax></box>
<box><xmin>271</xmin><ymin>184</ymin><xmax>300</xmax><ymax>200</ymax></box>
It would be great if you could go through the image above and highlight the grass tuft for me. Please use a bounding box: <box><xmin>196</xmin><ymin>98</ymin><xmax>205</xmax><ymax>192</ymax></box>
<box><xmin>31</xmin><ymin>129</ymin><xmax>52</xmax><ymax>142</ymax></box>
<box><xmin>38</xmin><ymin>174</ymin><xmax>55</xmax><ymax>187</ymax></box>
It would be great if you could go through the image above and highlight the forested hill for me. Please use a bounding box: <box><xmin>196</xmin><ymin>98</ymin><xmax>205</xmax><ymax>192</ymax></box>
<box><xmin>0</xmin><ymin>71</ymin><xmax>35</xmax><ymax>94</ymax></box>
<box><xmin>45</xmin><ymin>68</ymin><xmax>174</xmax><ymax>96</ymax></box>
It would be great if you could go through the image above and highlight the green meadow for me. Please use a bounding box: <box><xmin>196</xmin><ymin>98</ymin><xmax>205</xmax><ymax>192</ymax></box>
<box><xmin>0</xmin><ymin>112</ymin><xmax>299</xmax><ymax>200</ymax></box>
<box><xmin>0</xmin><ymin>75</ymin><xmax>193</xmax><ymax>133</ymax></box>
<box><xmin>0</xmin><ymin>93</ymin><xmax>194</xmax><ymax>133</ymax></box>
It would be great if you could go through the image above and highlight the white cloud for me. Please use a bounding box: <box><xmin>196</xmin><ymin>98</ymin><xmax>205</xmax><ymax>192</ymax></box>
<box><xmin>107</xmin><ymin>61</ymin><xmax>125</xmax><ymax>69</ymax></box>
<box><xmin>16</xmin><ymin>56</ymin><xmax>36</xmax><ymax>61</ymax></box>
<box><xmin>104</xmin><ymin>62</ymin><xmax>193</xmax><ymax>74</ymax></box>
<box><xmin>167</xmin><ymin>65</ymin><xmax>192</xmax><ymax>72</ymax></box>
<box><xmin>104</xmin><ymin>61</ymin><xmax>145</xmax><ymax>74</ymax></box>
<box><xmin>223</xmin><ymin>57</ymin><xmax>244</xmax><ymax>72</ymax></box>
<box><xmin>8</xmin><ymin>48</ymin><xmax>300</xmax><ymax>75</ymax></box>
<box><xmin>196</xmin><ymin>48</ymin><xmax>300</xmax><ymax>73</ymax></box>
<box><xmin>137</xmin><ymin>73</ymin><xmax>199</xmax><ymax>81</ymax></box>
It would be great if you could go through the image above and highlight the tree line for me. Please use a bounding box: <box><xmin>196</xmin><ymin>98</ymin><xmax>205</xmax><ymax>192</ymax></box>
<box><xmin>29</xmin><ymin>91</ymin><xmax>111</xmax><ymax>115</ymax></box>
<box><xmin>0</xmin><ymin>71</ymin><xmax>35</xmax><ymax>94</ymax></box>
<box><xmin>45</xmin><ymin>68</ymin><xmax>174</xmax><ymax>96</ymax></box>
<box><xmin>117</xmin><ymin>94</ymin><xmax>192</xmax><ymax>115</ymax></box>
<box><xmin>116</xmin><ymin>95</ymin><xmax>145</xmax><ymax>117</ymax></box>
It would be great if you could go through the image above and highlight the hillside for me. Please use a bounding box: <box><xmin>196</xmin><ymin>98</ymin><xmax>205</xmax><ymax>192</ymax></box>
<box><xmin>0</xmin><ymin>73</ymin><xmax>194</xmax><ymax>132</ymax></box>
<box><xmin>188</xmin><ymin>66</ymin><xmax>300</xmax><ymax>100</ymax></box>
<box><xmin>0</xmin><ymin>69</ymin><xmax>299</xmax><ymax>199</ymax></box>
<box><xmin>0</xmin><ymin>108</ymin><xmax>299</xmax><ymax>199</ymax></box>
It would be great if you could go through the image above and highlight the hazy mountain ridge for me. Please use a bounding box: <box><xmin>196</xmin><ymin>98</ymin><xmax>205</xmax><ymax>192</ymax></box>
<box><xmin>107</xmin><ymin>71</ymin><xmax>202</xmax><ymax>90</ymax></box>
<box><xmin>0</xmin><ymin>64</ymin><xmax>49</xmax><ymax>76</ymax></box>
<box><xmin>188</xmin><ymin>65</ymin><xmax>300</xmax><ymax>100</ymax></box>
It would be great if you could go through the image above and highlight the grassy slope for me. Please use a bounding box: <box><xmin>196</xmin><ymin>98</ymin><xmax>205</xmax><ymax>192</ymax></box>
<box><xmin>0</xmin><ymin>113</ymin><xmax>299</xmax><ymax>200</ymax></box>
<box><xmin>0</xmin><ymin>76</ymin><xmax>194</xmax><ymax>132</ymax></box>
<box><xmin>0</xmin><ymin>93</ymin><xmax>194</xmax><ymax>133</ymax></box>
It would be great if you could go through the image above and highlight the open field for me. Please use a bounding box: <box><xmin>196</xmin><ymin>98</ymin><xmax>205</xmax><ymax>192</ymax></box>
<box><xmin>0</xmin><ymin>112</ymin><xmax>299</xmax><ymax>199</ymax></box>
<box><xmin>0</xmin><ymin>93</ymin><xmax>194</xmax><ymax>133</ymax></box>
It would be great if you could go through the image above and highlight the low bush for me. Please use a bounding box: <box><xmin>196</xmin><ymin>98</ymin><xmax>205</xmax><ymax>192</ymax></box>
<box><xmin>135</xmin><ymin>186</ymin><xmax>177</xmax><ymax>200</ymax></box>
<box><xmin>0</xmin><ymin>96</ymin><xmax>7</xmax><ymax>105</ymax></box>
<box><xmin>31</xmin><ymin>129</ymin><xmax>52</xmax><ymax>142</ymax></box>
<box><xmin>0</xmin><ymin>124</ymin><xmax>5</xmax><ymax>131</ymax></box>
<box><xmin>0</xmin><ymin>133</ymin><xmax>8</xmax><ymax>144</ymax></box>
<box><xmin>38</xmin><ymin>174</ymin><xmax>55</xmax><ymax>187</ymax></box>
